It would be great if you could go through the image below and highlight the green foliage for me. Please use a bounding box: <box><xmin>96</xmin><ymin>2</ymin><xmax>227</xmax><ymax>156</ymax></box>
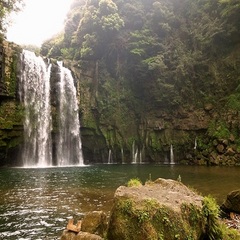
<box><xmin>0</xmin><ymin>102</ymin><xmax>24</xmax><ymax>129</ymax></box>
<box><xmin>208</xmin><ymin>120</ymin><xmax>230</xmax><ymax>139</ymax></box>
<box><xmin>181</xmin><ymin>203</ymin><xmax>203</xmax><ymax>229</ymax></box>
<box><xmin>117</xmin><ymin>199</ymin><xmax>133</xmax><ymax>214</ymax></box>
<box><xmin>127</xmin><ymin>178</ymin><xmax>142</xmax><ymax>187</ymax></box>
<box><xmin>202</xmin><ymin>195</ymin><xmax>222</xmax><ymax>240</ymax></box>
<box><xmin>226</xmin><ymin>84</ymin><xmax>240</xmax><ymax>110</ymax></box>
<box><xmin>39</xmin><ymin>0</ymin><xmax>240</xmax><ymax>164</ymax></box>
<box><xmin>0</xmin><ymin>0</ymin><xmax>24</xmax><ymax>34</ymax></box>
<box><xmin>100</xmin><ymin>13</ymin><xmax>124</xmax><ymax>31</ymax></box>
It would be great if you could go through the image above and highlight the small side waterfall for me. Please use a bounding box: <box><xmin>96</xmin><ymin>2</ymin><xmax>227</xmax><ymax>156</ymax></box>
<box><xmin>170</xmin><ymin>144</ymin><xmax>175</xmax><ymax>164</ymax></box>
<box><xmin>121</xmin><ymin>147</ymin><xmax>124</xmax><ymax>164</ymax></box>
<box><xmin>108</xmin><ymin>149</ymin><xmax>112</xmax><ymax>164</ymax></box>
<box><xmin>194</xmin><ymin>137</ymin><xmax>197</xmax><ymax>150</ymax></box>
<box><xmin>19</xmin><ymin>50</ymin><xmax>52</xmax><ymax>167</ymax></box>
<box><xmin>56</xmin><ymin>62</ymin><xmax>83</xmax><ymax>166</ymax></box>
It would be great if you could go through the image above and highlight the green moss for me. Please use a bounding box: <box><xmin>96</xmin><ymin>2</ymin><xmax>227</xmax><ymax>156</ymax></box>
<box><xmin>208</xmin><ymin>120</ymin><xmax>230</xmax><ymax>139</ymax></box>
<box><xmin>0</xmin><ymin>102</ymin><xmax>24</xmax><ymax>129</ymax></box>
<box><xmin>117</xmin><ymin>199</ymin><xmax>133</xmax><ymax>215</ymax></box>
<box><xmin>111</xmin><ymin>196</ymin><xmax>205</xmax><ymax>240</ymax></box>
<box><xmin>202</xmin><ymin>196</ymin><xmax>222</xmax><ymax>240</ymax></box>
<box><xmin>127</xmin><ymin>178</ymin><xmax>142</xmax><ymax>187</ymax></box>
<box><xmin>148</xmin><ymin>132</ymin><xmax>162</xmax><ymax>152</ymax></box>
<box><xmin>200</xmin><ymin>195</ymin><xmax>240</xmax><ymax>239</ymax></box>
<box><xmin>181</xmin><ymin>203</ymin><xmax>204</xmax><ymax>230</ymax></box>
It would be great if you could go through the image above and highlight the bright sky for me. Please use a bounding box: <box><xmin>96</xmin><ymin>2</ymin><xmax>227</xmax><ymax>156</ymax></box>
<box><xmin>7</xmin><ymin>0</ymin><xmax>73</xmax><ymax>46</ymax></box>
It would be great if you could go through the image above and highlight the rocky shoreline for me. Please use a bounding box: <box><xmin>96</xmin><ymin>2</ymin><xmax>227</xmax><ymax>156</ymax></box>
<box><xmin>60</xmin><ymin>178</ymin><xmax>240</xmax><ymax>240</ymax></box>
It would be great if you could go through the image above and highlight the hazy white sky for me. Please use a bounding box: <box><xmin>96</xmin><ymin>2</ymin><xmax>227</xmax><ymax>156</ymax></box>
<box><xmin>7</xmin><ymin>0</ymin><xmax>73</xmax><ymax>46</ymax></box>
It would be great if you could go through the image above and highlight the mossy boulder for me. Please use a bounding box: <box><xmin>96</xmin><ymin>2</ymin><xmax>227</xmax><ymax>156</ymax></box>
<box><xmin>107</xmin><ymin>178</ymin><xmax>205</xmax><ymax>240</ymax></box>
<box><xmin>221</xmin><ymin>190</ymin><xmax>240</xmax><ymax>214</ymax></box>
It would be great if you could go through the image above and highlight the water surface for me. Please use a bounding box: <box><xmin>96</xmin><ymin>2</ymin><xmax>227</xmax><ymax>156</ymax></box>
<box><xmin>0</xmin><ymin>164</ymin><xmax>239</xmax><ymax>239</ymax></box>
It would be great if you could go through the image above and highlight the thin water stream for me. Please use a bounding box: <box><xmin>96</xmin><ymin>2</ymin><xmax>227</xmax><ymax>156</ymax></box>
<box><xmin>0</xmin><ymin>164</ymin><xmax>239</xmax><ymax>239</ymax></box>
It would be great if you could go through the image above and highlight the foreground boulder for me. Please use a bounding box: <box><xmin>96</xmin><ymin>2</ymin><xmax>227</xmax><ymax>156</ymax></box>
<box><xmin>107</xmin><ymin>178</ymin><xmax>205</xmax><ymax>240</ymax></box>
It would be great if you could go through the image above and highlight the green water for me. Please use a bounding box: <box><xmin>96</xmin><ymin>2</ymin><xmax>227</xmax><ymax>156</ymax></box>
<box><xmin>0</xmin><ymin>164</ymin><xmax>239</xmax><ymax>239</ymax></box>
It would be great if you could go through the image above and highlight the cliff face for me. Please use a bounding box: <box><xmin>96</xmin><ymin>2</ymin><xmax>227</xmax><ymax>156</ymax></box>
<box><xmin>0</xmin><ymin>40</ymin><xmax>23</xmax><ymax>166</ymax></box>
<box><xmin>65</xmin><ymin>50</ymin><xmax>240</xmax><ymax>166</ymax></box>
<box><xmin>1</xmin><ymin>36</ymin><xmax>240</xmax><ymax>166</ymax></box>
<box><xmin>39</xmin><ymin>0</ymin><xmax>240</xmax><ymax>166</ymax></box>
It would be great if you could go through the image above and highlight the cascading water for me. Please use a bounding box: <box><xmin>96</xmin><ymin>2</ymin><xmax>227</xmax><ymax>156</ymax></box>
<box><xmin>19</xmin><ymin>50</ymin><xmax>52</xmax><ymax>167</ymax></box>
<box><xmin>19</xmin><ymin>51</ymin><xmax>84</xmax><ymax>167</ymax></box>
<box><xmin>56</xmin><ymin>62</ymin><xmax>83</xmax><ymax>166</ymax></box>
<box><xmin>194</xmin><ymin>137</ymin><xmax>197</xmax><ymax>150</ymax></box>
<box><xmin>108</xmin><ymin>149</ymin><xmax>112</xmax><ymax>164</ymax></box>
<box><xmin>170</xmin><ymin>144</ymin><xmax>175</xmax><ymax>164</ymax></box>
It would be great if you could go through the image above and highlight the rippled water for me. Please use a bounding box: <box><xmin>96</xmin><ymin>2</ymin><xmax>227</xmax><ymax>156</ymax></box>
<box><xmin>0</xmin><ymin>164</ymin><xmax>239</xmax><ymax>239</ymax></box>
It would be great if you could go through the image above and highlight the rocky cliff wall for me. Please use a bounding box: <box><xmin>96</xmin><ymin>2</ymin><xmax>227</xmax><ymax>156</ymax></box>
<box><xmin>0</xmin><ymin>40</ymin><xmax>23</xmax><ymax>166</ymax></box>
<box><xmin>67</xmin><ymin>53</ymin><xmax>240</xmax><ymax>166</ymax></box>
<box><xmin>1</xmin><ymin>40</ymin><xmax>240</xmax><ymax>166</ymax></box>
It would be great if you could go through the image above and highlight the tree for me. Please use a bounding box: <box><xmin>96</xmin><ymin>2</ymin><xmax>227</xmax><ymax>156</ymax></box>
<box><xmin>0</xmin><ymin>0</ymin><xmax>24</xmax><ymax>36</ymax></box>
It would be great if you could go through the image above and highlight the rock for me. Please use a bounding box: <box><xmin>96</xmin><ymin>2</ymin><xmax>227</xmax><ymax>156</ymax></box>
<box><xmin>61</xmin><ymin>230</ymin><xmax>77</xmax><ymax>240</ymax></box>
<box><xmin>216</xmin><ymin>144</ymin><xmax>225</xmax><ymax>154</ymax></box>
<box><xmin>222</xmin><ymin>139</ymin><xmax>229</xmax><ymax>146</ymax></box>
<box><xmin>60</xmin><ymin>230</ymin><xmax>103</xmax><ymax>240</ymax></box>
<box><xmin>229</xmin><ymin>134</ymin><xmax>235</xmax><ymax>143</ymax></box>
<box><xmin>60</xmin><ymin>211</ymin><xmax>107</xmax><ymax>240</ymax></box>
<box><xmin>204</xmin><ymin>103</ymin><xmax>214</xmax><ymax>111</ymax></box>
<box><xmin>226</xmin><ymin>147</ymin><xmax>235</xmax><ymax>156</ymax></box>
<box><xmin>221</xmin><ymin>190</ymin><xmax>240</xmax><ymax>214</ymax></box>
<box><xmin>75</xmin><ymin>232</ymin><xmax>103</xmax><ymax>240</ymax></box>
<box><xmin>67</xmin><ymin>219</ymin><xmax>82</xmax><ymax>233</ymax></box>
<box><xmin>107</xmin><ymin>178</ymin><xmax>205</xmax><ymax>240</ymax></box>
<box><xmin>81</xmin><ymin>211</ymin><xmax>107</xmax><ymax>237</ymax></box>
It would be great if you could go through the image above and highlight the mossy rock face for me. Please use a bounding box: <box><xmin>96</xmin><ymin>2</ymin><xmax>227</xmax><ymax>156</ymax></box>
<box><xmin>107</xmin><ymin>178</ymin><xmax>205</xmax><ymax>240</ymax></box>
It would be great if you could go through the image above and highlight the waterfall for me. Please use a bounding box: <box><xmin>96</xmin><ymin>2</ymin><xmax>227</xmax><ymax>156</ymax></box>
<box><xmin>134</xmin><ymin>149</ymin><xmax>138</xmax><ymax>163</ymax></box>
<box><xmin>19</xmin><ymin>50</ymin><xmax>84</xmax><ymax>167</ymax></box>
<box><xmin>170</xmin><ymin>144</ymin><xmax>175</xmax><ymax>164</ymax></box>
<box><xmin>194</xmin><ymin>137</ymin><xmax>197</xmax><ymax>150</ymax></box>
<box><xmin>121</xmin><ymin>147</ymin><xmax>124</xmax><ymax>164</ymax></box>
<box><xmin>132</xmin><ymin>141</ymin><xmax>135</xmax><ymax>163</ymax></box>
<box><xmin>56</xmin><ymin>61</ymin><xmax>83</xmax><ymax>166</ymax></box>
<box><xmin>19</xmin><ymin>50</ymin><xmax>52</xmax><ymax>167</ymax></box>
<box><xmin>108</xmin><ymin>149</ymin><xmax>112</xmax><ymax>164</ymax></box>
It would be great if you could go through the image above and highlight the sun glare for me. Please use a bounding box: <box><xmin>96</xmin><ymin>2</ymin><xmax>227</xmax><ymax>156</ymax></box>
<box><xmin>7</xmin><ymin>0</ymin><xmax>73</xmax><ymax>46</ymax></box>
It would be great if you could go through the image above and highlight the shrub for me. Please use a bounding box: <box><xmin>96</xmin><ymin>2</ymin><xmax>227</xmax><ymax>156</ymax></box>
<box><xmin>127</xmin><ymin>178</ymin><xmax>142</xmax><ymax>187</ymax></box>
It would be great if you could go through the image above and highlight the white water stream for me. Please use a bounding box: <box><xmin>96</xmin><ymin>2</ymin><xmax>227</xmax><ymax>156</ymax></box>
<box><xmin>56</xmin><ymin>61</ymin><xmax>83</xmax><ymax>166</ymax></box>
<box><xmin>19</xmin><ymin>50</ymin><xmax>52</xmax><ymax>167</ymax></box>
<box><xmin>19</xmin><ymin>50</ymin><xmax>83</xmax><ymax>167</ymax></box>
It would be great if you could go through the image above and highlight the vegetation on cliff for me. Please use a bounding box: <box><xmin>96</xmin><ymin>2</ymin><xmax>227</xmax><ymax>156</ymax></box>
<box><xmin>39</xmin><ymin>0</ymin><xmax>240</xmax><ymax>164</ymax></box>
<box><xmin>1</xmin><ymin>0</ymin><xmax>240</xmax><ymax>165</ymax></box>
<box><xmin>0</xmin><ymin>0</ymin><xmax>24</xmax><ymax>37</ymax></box>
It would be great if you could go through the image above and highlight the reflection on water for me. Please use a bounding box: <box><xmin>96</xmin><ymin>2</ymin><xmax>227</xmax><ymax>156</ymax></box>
<box><xmin>0</xmin><ymin>164</ymin><xmax>239</xmax><ymax>239</ymax></box>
